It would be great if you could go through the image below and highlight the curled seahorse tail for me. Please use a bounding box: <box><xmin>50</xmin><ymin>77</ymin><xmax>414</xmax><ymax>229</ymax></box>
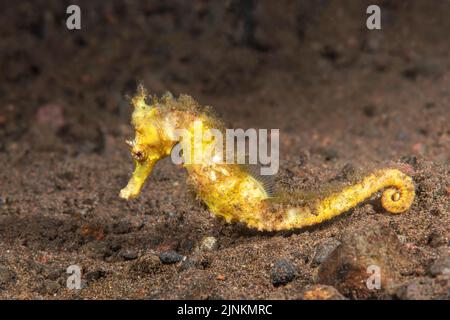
<box><xmin>379</xmin><ymin>170</ymin><xmax>415</xmax><ymax>213</ymax></box>
<box><xmin>315</xmin><ymin>168</ymin><xmax>416</xmax><ymax>216</ymax></box>
<box><xmin>264</xmin><ymin>168</ymin><xmax>415</xmax><ymax>231</ymax></box>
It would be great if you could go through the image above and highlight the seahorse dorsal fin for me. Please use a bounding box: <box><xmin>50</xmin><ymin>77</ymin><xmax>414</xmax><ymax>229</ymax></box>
<box><xmin>161</xmin><ymin>91</ymin><xmax>174</xmax><ymax>102</ymax></box>
<box><xmin>242</xmin><ymin>163</ymin><xmax>276</xmax><ymax>198</ymax></box>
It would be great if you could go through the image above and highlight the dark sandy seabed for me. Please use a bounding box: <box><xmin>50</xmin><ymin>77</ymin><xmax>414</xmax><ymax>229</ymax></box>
<box><xmin>0</xmin><ymin>1</ymin><xmax>448</xmax><ymax>299</ymax></box>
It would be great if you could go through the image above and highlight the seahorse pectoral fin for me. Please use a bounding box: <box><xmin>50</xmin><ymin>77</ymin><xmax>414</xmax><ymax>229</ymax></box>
<box><xmin>119</xmin><ymin>158</ymin><xmax>156</xmax><ymax>200</ymax></box>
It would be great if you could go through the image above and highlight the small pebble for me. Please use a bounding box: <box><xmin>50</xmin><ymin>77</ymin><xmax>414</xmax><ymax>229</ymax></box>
<box><xmin>199</xmin><ymin>236</ymin><xmax>218</xmax><ymax>252</ymax></box>
<box><xmin>271</xmin><ymin>259</ymin><xmax>297</xmax><ymax>286</ymax></box>
<box><xmin>119</xmin><ymin>249</ymin><xmax>138</xmax><ymax>261</ymax></box>
<box><xmin>216</xmin><ymin>274</ymin><xmax>226</xmax><ymax>281</ymax></box>
<box><xmin>112</xmin><ymin>220</ymin><xmax>133</xmax><ymax>234</ymax></box>
<box><xmin>131</xmin><ymin>254</ymin><xmax>161</xmax><ymax>274</ymax></box>
<box><xmin>299</xmin><ymin>285</ymin><xmax>346</xmax><ymax>300</ymax></box>
<box><xmin>178</xmin><ymin>257</ymin><xmax>197</xmax><ymax>272</ymax></box>
<box><xmin>84</xmin><ymin>241</ymin><xmax>113</xmax><ymax>260</ymax></box>
<box><xmin>311</xmin><ymin>238</ymin><xmax>341</xmax><ymax>267</ymax></box>
<box><xmin>159</xmin><ymin>250</ymin><xmax>184</xmax><ymax>264</ymax></box>
<box><xmin>85</xmin><ymin>270</ymin><xmax>106</xmax><ymax>282</ymax></box>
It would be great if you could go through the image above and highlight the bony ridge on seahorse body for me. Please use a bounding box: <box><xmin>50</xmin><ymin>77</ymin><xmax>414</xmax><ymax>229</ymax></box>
<box><xmin>119</xmin><ymin>86</ymin><xmax>415</xmax><ymax>231</ymax></box>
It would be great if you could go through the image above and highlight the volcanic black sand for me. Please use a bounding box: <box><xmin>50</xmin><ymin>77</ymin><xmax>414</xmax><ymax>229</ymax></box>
<box><xmin>0</xmin><ymin>1</ymin><xmax>448</xmax><ymax>299</ymax></box>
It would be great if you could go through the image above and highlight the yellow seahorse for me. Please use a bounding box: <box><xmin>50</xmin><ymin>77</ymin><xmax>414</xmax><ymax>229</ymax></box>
<box><xmin>119</xmin><ymin>86</ymin><xmax>415</xmax><ymax>231</ymax></box>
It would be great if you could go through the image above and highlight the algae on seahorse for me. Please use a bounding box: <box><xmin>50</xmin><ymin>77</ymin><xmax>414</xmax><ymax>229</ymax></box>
<box><xmin>119</xmin><ymin>86</ymin><xmax>415</xmax><ymax>231</ymax></box>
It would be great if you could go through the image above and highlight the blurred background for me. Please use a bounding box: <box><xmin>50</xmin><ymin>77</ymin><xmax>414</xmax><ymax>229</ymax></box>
<box><xmin>0</xmin><ymin>0</ymin><xmax>448</xmax><ymax>161</ymax></box>
<box><xmin>0</xmin><ymin>1</ymin><xmax>448</xmax><ymax>299</ymax></box>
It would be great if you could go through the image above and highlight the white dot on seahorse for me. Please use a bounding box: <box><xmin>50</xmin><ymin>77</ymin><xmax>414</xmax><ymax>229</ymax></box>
<box><xmin>287</xmin><ymin>208</ymin><xmax>298</xmax><ymax>222</ymax></box>
<box><xmin>210</xmin><ymin>171</ymin><xmax>217</xmax><ymax>181</ymax></box>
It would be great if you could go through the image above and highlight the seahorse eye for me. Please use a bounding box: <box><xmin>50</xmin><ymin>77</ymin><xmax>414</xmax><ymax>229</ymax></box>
<box><xmin>132</xmin><ymin>149</ymin><xmax>146</xmax><ymax>162</ymax></box>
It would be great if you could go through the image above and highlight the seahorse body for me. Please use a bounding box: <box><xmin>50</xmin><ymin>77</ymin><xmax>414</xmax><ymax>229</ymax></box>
<box><xmin>119</xmin><ymin>86</ymin><xmax>415</xmax><ymax>231</ymax></box>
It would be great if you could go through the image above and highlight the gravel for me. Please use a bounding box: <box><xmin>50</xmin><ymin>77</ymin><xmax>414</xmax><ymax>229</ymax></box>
<box><xmin>271</xmin><ymin>259</ymin><xmax>297</xmax><ymax>286</ymax></box>
<box><xmin>159</xmin><ymin>251</ymin><xmax>184</xmax><ymax>264</ymax></box>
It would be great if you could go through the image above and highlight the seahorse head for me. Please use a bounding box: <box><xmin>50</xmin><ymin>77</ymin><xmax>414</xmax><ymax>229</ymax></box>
<box><xmin>119</xmin><ymin>86</ymin><xmax>177</xmax><ymax>200</ymax></box>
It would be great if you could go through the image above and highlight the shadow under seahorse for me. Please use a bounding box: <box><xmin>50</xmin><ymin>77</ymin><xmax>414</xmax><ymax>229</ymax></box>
<box><xmin>119</xmin><ymin>86</ymin><xmax>415</xmax><ymax>231</ymax></box>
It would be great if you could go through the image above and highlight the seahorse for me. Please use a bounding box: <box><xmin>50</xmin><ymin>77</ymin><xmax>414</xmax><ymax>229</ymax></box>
<box><xmin>119</xmin><ymin>86</ymin><xmax>415</xmax><ymax>231</ymax></box>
